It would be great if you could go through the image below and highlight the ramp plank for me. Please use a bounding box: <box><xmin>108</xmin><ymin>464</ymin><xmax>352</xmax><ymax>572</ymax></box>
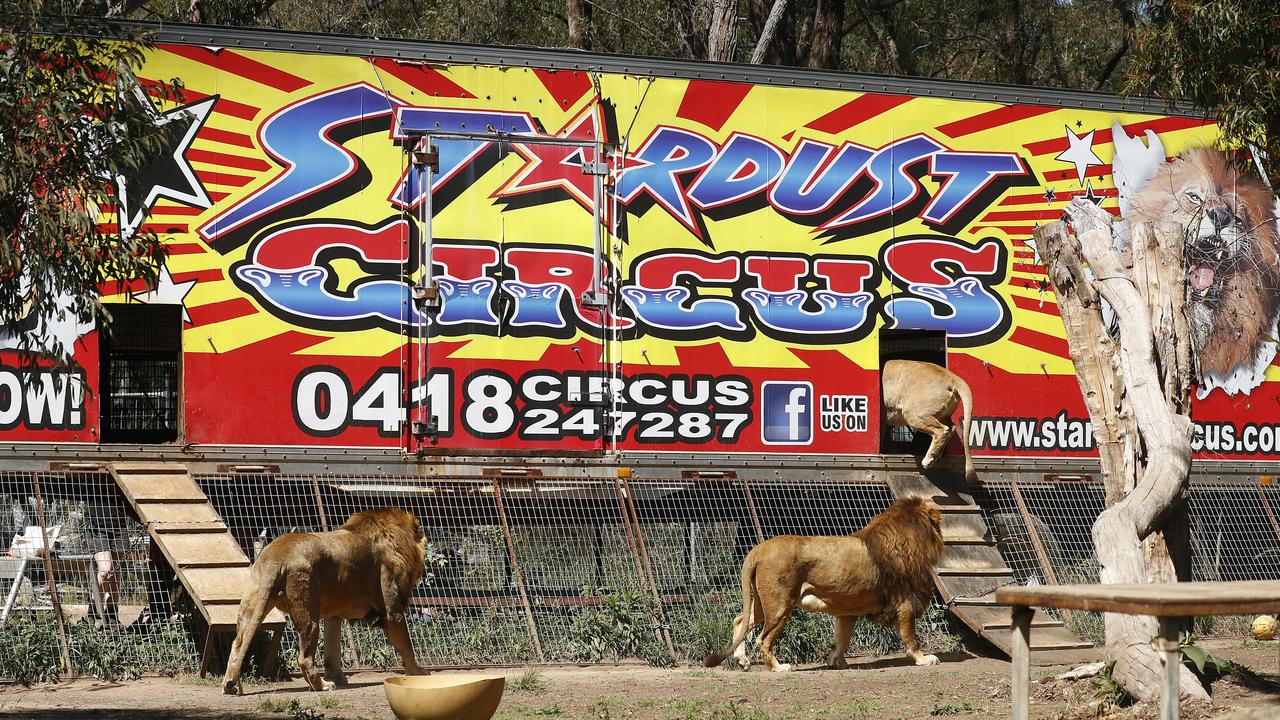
<box><xmin>115</xmin><ymin>473</ymin><xmax>207</xmax><ymax>503</ymax></box>
<box><xmin>154</xmin><ymin>533</ymin><xmax>247</xmax><ymax>567</ymax></box>
<box><xmin>136</xmin><ymin>503</ymin><xmax>223</xmax><ymax>524</ymax></box>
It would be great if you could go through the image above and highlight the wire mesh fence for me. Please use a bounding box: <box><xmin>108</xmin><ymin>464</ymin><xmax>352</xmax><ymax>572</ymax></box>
<box><xmin>2</xmin><ymin>470</ymin><xmax>1278</xmax><ymax>681</ymax></box>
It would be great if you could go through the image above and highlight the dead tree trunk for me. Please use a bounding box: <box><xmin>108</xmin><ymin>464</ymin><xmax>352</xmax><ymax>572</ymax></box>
<box><xmin>749</xmin><ymin>0</ymin><xmax>787</xmax><ymax>63</ymax></box>
<box><xmin>1034</xmin><ymin>199</ymin><xmax>1208</xmax><ymax>704</ymax></box>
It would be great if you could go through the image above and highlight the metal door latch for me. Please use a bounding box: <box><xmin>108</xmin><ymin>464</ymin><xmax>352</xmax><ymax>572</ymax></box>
<box><xmin>412</xmin><ymin>282</ymin><xmax>440</xmax><ymax>308</ymax></box>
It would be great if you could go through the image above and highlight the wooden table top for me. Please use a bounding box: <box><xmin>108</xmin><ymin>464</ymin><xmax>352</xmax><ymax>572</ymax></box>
<box><xmin>996</xmin><ymin>580</ymin><xmax>1280</xmax><ymax>617</ymax></box>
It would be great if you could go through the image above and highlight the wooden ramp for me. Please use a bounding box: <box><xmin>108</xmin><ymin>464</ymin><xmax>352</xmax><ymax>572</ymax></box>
<box><xmin>107</xmin><ymin>462</ymin><xmax>285</xmax><ymax>676</ymax></box>
<box><xmin>888</xmin><ymin>473</ymin><xmax>1097</xmax><ymax>667</ymax></box>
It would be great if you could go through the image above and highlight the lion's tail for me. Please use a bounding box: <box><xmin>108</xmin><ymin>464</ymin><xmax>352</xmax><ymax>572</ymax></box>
<box><xmin>955</xmin><ymin>373</ymin><xmax>976</xmax><ymax>483</ymax></box>
<box><xmin>704</xmin><ymin>552</ymin><xmax>758</xmax><ymax>668</ymax></box>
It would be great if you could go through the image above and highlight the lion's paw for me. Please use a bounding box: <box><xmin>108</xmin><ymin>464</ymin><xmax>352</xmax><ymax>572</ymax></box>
<box><xmin>222</xmin><ymin>680</ymin><xmax>241</xmax><ymax>696</ymax></box>
<box><xmin>320</xmin><ymin>680</ymin><xmax>336</xmax><ymax>691</ymax></box>
<box><xmin>828</xmin><ymin>657</ymin><xmax>849</xmax><ymax>670</ymax></box>
<box><xmin>771</xmin><ymin>663</ymin><xmax>792</xmax><ymax>673</ymax></box>
<box><xmin>914</xmin><ymin>654</ymin><xmax>940</xmax><ymax>666</ymax></box>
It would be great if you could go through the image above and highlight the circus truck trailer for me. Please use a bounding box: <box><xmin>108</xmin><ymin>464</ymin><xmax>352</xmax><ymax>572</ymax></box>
<box><xmin>2</xmin><ymin>21</ymin><xmax>1278</xmax><ymax>483</ymax></box>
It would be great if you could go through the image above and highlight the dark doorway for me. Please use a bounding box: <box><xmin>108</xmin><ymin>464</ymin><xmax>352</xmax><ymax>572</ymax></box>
<box><xmin>99</xmin><ymin>304</ymin><xmax>182</xmax><ymax>443</ymax></box>
<box><xmin>879</xmin><ymin>329</ymin><xmax>947</xmax><ymax>455</ymax></box>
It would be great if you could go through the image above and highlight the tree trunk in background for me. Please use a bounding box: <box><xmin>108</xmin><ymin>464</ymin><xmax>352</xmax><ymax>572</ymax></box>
<box><xmin>707</xmin><ymin>0</ymin><xmax>740</xmax><ymax>62</ymax></box>
<box><xmin>1034</xmin><ymin>200</ymin><xmax>1208</xmax><ymax>704</ymax></box>
<box><xmin>807</xmin><ymin>0</ymin><xmax>844</xmax><ymax>69</ymax></box>
<box><xmin>567</xmin><ymin>0</ymin><xmax>591</xmax><ymax>50</ymax></box>
<box><xmin>749</xmin><ymin>0</ymin><xmax>787</xmax><ymax>64</ymax></box>
<box><xmin>669</xmin><ymin>0</ymin><xmax>708</xmax><ymax>59</ymax></box>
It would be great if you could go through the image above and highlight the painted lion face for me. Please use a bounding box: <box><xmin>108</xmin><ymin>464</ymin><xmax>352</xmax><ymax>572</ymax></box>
<box><xmin>1131</xmin><ymin>148</ymin><xmax>1280</xmax><ymax>389</ymax></box>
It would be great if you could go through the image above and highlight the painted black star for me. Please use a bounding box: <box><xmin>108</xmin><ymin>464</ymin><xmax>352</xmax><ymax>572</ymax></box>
<box><xmin>1042</xmin><ymin>186</ymin><xmax>1057</xmax><ymax>203</ymax></box>
<box><xmin>1076</xmin><ymin>120</ymin><xmax>1083</xmax><ymax>128</ymax></box>
<box><xmin>1081</xmin><ymin>180</ymin><xmax>1104</xmax><ymax>205</ymax></box>
<box><xmin>115</xmin><ymin>90</ymin><xmax>217</xmax><ymax>240</ymax></box>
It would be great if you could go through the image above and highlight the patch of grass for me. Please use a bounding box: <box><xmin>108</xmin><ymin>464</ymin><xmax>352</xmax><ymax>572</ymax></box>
<box><xmin>668</xmin><ymin>698</ymin><xmax>712</xmax><ymax>718</ymax></box>
<box><xmin>258</xmin><ymin>698</ymin><xmax>334</xmax><ymax>720</ymax></box>
<box><xmin>710</xmin><ymin>702</ymin><xmax>774</xmax><ymax>720</ymax></box>
<box><xmin>531</xmin><ymin>706</ymin><xmax>565</xmax><ymax>717</ymax></box>
<box><xmin>810</xmin><ymin>700</ymin><xmax>873</xmax><ymax>719</ymax></box>
<box><xmin>258</xmin><ymin>698</ymin><xmax>294</xmax><ymax>714</ymax></box>
<box><xmin>684</xmin><ymin>668</ymin><xmax>713</xmax><ymax>678</ymax></box>
<box><xmin>312</xmin><ymin>693</ymin><xmax>342</xmax><ymax>710</ymax></box>
<box><xmin>929</xmin><ymin>700</ymin><xmax>976</xmax><ymax>715</ymax></box>
<box><xmin>508</xmin><ymin>667</ymin><xmax>547</xmax><ymax>694</ymax></box>
<box><xmin>1237</xmin><ymin>638</ymin><xmax>1279</xmax><ymax>649</ymax></box>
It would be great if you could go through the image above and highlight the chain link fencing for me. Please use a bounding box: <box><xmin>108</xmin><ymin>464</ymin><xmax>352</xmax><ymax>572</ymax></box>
<box><xmin>1</xmin><ymin>470</ymin><xmax>1277</xmax><ymax>680</ymax></box>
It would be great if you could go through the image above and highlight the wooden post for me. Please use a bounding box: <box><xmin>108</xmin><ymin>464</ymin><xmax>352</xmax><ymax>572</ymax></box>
<box><xmin>1256</xmin><ymin>485</ymin><xmax>1280</xmax><ymax>542</ymax></box>
<box><xmin>611</xmin><ymin>477</ymin><xmax>649</xmax><ymax>586</ymax></box>
<box><xmin>1157</xmin><ymin>618</ymin><xmax>1181</xmax><ymax>720</ymax></box>
<box><xmin>619</xmin><ymin>477</ymin><xmax>677</xmax><ymax>659</ymax></box>
<box><xmin>30</xmin><ymin>473</ymin><xmax>72</xmax><ymax>676</ymax></box>
<box><xmin>490</xmin><ymin>477</ymin><xmax>545</xmax><ymax>662</ymax></box>
<box><xmin>1009</xmin><ymin>482</ymin><xmax>1060</xmax><ymax>585</ymax></box>
<box><xmin>1010</xmin><ymin>605</ymin><xmax>1033</xmax><ymax>720</ymax></box>
<box><xmin>740</xmin><ymin>478</ymin><xmax>765</xmax><ymax>543</ymax></box>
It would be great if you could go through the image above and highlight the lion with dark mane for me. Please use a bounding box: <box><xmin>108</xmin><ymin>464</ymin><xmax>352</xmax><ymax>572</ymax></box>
<box><xmin>1130</xmin><ymin>148</ymin><xmax>1280</xmax><ymax>395</ymax></box>
<box><xmin>705</xmin><ymin>496</ymin><xmax>943</xmax><ymax>672</ymax></box>
<box><xmin>222</xmin><ymin>507</ymin><xmax>428</xmax><ymax>694</ymax></box>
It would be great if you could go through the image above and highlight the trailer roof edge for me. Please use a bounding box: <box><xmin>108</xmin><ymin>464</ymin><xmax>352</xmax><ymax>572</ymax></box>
<box><xmin>75</xmin><ymin>19</ymin><xmax>1206</xmax><ymax>118</ymax></box>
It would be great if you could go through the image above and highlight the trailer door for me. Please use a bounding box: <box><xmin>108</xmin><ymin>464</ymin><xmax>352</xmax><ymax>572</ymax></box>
<box><xmin>397</xmin><ymin>124</ymin><xmax>617</xmax><ymax>454</ymax></box>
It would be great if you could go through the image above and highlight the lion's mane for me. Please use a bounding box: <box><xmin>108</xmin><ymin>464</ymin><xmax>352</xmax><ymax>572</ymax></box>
<box><xmin>1131</xmin><ymin>148</ymin><xmax>1280</xmax><ymax>392</ymax></box>
<box><xmin>854</xmin><ymin>496</ymin><xmax>944</xmax><ymax>617</ymax></box>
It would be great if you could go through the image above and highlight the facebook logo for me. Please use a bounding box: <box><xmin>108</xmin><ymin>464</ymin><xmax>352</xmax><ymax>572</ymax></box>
<box><xmin>760</xmin><ymin>381</ymin><xmax>813</xmax><ymax>445</ymax></box>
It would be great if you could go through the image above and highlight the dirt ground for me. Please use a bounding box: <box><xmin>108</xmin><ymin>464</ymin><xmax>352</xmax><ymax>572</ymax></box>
<box><xmin>2</xmin><ymin>642</ymin><xmax>1278</xmax><ymax>720</ymax></box>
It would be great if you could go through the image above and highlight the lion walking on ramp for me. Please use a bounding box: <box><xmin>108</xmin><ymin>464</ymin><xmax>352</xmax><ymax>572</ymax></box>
<box><xmin>705</xmin><ymin>496</ymin><xmax>944</xmax><ymax>672</ymax></box>
<box><xmin>222</xmin><ymin>507</ymin><xmax>429</xmax><ymax>694</ymax></box>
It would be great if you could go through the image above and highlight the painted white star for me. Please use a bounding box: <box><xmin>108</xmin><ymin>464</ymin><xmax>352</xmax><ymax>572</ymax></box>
<box><xmin>1054</xmin><ymin>126</ymin><xmax>1105</xmax><ymax>185</ymax></box>
<box><xmin>132</xmin><ymin>265</ymin><xmax>196</xmax><ymax>323</ymax></box>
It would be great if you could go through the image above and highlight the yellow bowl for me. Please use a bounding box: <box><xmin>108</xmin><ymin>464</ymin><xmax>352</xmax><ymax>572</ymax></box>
<box><xmin>383</xmin><ymin>675</ymin><xmax>506</xmax><ymax>720</ymax></box>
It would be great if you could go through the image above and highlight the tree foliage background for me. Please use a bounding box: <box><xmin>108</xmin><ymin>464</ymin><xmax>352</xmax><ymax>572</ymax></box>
<box><xmin>1</xmin><ymin>1</ymin><xmax>181</xmax><ymax>359</ymax></box>
<box><xmin>1126</xmin><ymin>1</ymin><xmax>1280</xmax><ymax>188</ymax></box>
<box><xmin>86</xmin><ymin>0</ymin><xmax>1143</xmax><ymax>91</ymax></box>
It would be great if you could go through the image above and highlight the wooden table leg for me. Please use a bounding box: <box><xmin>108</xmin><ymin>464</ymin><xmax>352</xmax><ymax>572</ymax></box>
<box><xmin>1157</xmin><ymin>617</ymin><xmax>1181</xmax><ymax>720</ymax></box>
<box><xmin>1011</xmin><ymin>605</ymin><xmax>1033</xmax><ymax>720</ymax></box>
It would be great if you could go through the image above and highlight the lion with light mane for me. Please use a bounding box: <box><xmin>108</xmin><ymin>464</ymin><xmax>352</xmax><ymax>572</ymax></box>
<box><xmin>1130</xmin><ymin>148</ymin><xmax>1280</xmax><ymax>396</ymax></box>
<box><xmin>222</xmin><ymin>507</ymin><xmax>428</xmax><ymax>694</ymax></box>
<box><xmin>882</xmin><ymin>360</ymin><xmax>977</xmax><ymax>483</ymax></box>
<box><xmin>705</xmin><ymin>496</ymin><xmax>944</xmax><ymax>672</ymax></box>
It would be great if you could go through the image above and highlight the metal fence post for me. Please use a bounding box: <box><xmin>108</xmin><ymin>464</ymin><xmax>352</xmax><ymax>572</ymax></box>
<box><xmin>30</xmin><ymin>472</ymin><xmax>73</xmax><ymax>675</ymax></box>
<box><xmin>489</xmin><ymin>477</ymin><xmax>545</xmax><ymax>662</ymax></box>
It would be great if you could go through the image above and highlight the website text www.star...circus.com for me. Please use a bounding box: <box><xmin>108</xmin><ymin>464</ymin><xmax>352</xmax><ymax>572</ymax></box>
<box><xmin>967</xmin><ymin>413</ymin><xmax>1280</xmax><ymax>456</ymax></box>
